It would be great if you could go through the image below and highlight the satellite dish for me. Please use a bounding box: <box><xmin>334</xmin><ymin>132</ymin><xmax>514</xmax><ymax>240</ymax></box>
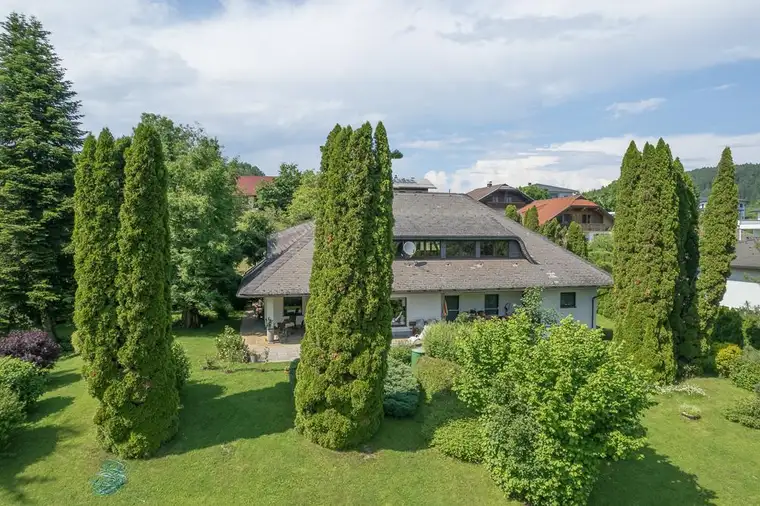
<box><xmin>402</xmin><ymin>241</ymin><xmax>416</xmax><ymax>257</ymax></box>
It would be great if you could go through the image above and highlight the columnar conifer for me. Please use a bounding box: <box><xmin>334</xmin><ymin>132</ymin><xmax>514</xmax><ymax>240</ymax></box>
<box><xmin>523</xmin><ymin>206</ymin><xmax>539</xmax><ymax>231</ymax></box>
<box><xmin>613</xmin><ymin>141</ymin><xmax>643</xmax><ymax>318</ymax></box>
<box><xmin>565</xmin><ymin>222</ymin><xmax>588</xmax><ymax>258</ymax></box>
<box><xmin>295</xmin><ymin>122</ymin><xmax>394</xmax><ymax>449</ymax></box>
<box><xmin>540</xmin><ymin>218</ymin><xmax>562</xmax><ymax>244</ymax></box>
<box><xmin>504</xmin><ymin>205</ymin><xmax>520</xmax><ymax>223</ymax></box>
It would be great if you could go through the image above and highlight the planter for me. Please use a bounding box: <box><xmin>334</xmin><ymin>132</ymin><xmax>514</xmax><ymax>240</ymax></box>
<box><xmin>266</xmin><ymin>329</ymin><xmax>275</xmax><ymax>343</ymax></box>
<box><xmin>681</xmin><ymin>411</ymin><xmax>701</xmax><ymax>420</ymax></box>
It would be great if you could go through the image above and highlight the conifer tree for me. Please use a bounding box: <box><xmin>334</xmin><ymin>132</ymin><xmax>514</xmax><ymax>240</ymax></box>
<box><xmin>295</xmin><ymin>122</ymin><xmax>394</xmax><ymax>449</ymax></box>
<box><xmin>539</xmin><ymin>218</ymin><xmax>562</xmax><ymax>244</ymax></box>
<box><xmin>616</xmin><ymin>140</ymin><xmax>680</xmax><ymax>383</ymax></box>
<box><xmin>98</xmin><ymin>123</ymin><xmax>179</xmax><ymax>458</ymax></box>
<box><xmin>697</xmin><ymin>147</ymin><xmax>739</xmax><ymax>350</ymax></box>
<box><xmin>0</xmin><ymin>13</ymin><xmax>82</xmax><ymax>332</ymax></box>
<box><xmin>613</xmin><ymin>142</ymin><xmax>643</xmax><ymax>319</ymax></box>
<box><xmin>504</xmin><ymin>205</ymin><xmax>520</xmax><ymax>223</ymax></box>
<box><xmin>73</xmin><ymin>129</ymin><xmax>122</xmax><ymax>412</ymax></box>
<box><xmin>523</xmin><ymin>206</ymin><xmax>539</xmax><ymax>231</ymax></box>
<box><xmin>565</xmin><ymin>222</ymin><xmax>588</xmax><ymax>257</ymax></box>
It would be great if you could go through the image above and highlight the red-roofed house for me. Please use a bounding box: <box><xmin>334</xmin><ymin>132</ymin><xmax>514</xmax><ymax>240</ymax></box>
<box><xmin>237</xmin><ymin>175</ymin><xmax>276</xmax><ymax>198</ymax></box>
<box><xmin>519</xmin><ymin>195</ymin><xmax>614</xmax><ymax>239</ymax></box>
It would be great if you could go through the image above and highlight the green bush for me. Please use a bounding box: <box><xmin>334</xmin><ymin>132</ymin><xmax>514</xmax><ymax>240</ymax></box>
<box><xmin>0</xmin><ymin>357</ymin><xmax>47</xmax><ymax>411</ymax></box>
<box><xmin>415</xmin><ymin>357</ymin><xmax>460</xmax><ymax>401</ymax></box>
<box><xmin>171</xmin><ymin>341</ymin><xmax>191</xmax><ymax>390</ymax></box>
<box><xmin>215</xmin><ymin>326</ymin><xmax>249</xmax><ymax>363</ymax></box>
<box><xmin>0</xmin><ymin>385</ymin><xmax>25</xmax><ymax>449</ymax></box>
<box><xmin>388</xmin><ymin>343</ymin><xmax>413</xmax><ymax>365</ymax></box>
<box><xmin>730</xmin><ymin>353</ymin><xmax>760</xmax><ymax>392</ymax></box>
<box><xmin>383</xmin><ymin>358</ymin><xmax>420</xmax><ymax>418</ymax></box>
<box><xmin>725</xmin><ymin>395</ymin><xmax>760</xmax><ymax>429</ymax></box>
<box><xmin>420</xmin><ymin>392</ymin><xmax>473</xmax><ymax>439</ymax></box>
<box><xmin>431</xmin><ymin>417</ymin><xmax>484</xmax><ymax>463</ymax></box>
<box><xmin>289</xmin><ymin>358</ymin><xmax>300</xmax><ymax>392</ymax></box>
<box><xmin>713</xmin><ymin>307</ymin><xmax>744</xmax><ymax>346</ymax></box>
<box><xmin>716</xmin><ymin>344</ymin><xmax>742</xmax><ymax>377</ymax></box>
<box><xmin>422</xmin><ymin>322</ymin><xmax>462</xmax><ymax>363</ymax></box>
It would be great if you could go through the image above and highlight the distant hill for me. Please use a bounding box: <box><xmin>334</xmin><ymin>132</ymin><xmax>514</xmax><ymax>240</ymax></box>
<box><xmin>585</xmin><ymin>163</ymin><xmax>760</xmax><ymax>212</ymax></box>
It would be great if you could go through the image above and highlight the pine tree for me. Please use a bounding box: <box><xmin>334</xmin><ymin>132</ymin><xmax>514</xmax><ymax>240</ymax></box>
<box><xmin>565</xmin><ymin>222</ymin><xmax>588</xmax><ymax>257</ymax></box>
<box><xmin>523</xmin><ymin>207</ymin><xmax>539</xmax><ymax>231</ymax></box>
<box><xmin>295</xmin><ymin>122</ymin><xmax>394</xmax><ymax>449</ymax></box>
<box><xmin>0</xmin><ymin>13</ymin><xmax>82</xmax><ymax>333</ymax></box>
<box><xmin>73</xmin><ymin>129</ymin><xmax>122</xmax><ymax>413</ymax></box>
<box><xmin>505</xmin><ymin>205</ymin><xmax>521</xmax><ymax>223</ymax></box>
<box><xmin>697</xmin><ymin>147</ymin><xmax>739</xmax><ymax>351</ymax></box>
<box><xmin>97</xmin><ymin>122</ymin><xmax>179</xmax><ymax>458</ymax></box>
<box><xmin>616</xmin><ymin>140</ymin><xmax>680</xmax><ymax>383</ymax></box>
<box><xmin>613</xmin><ymin>142</ymin><xmax>643</xmax><ymax>319</ymax></box>
<box><xmin>540</xmin><ymin>218</ymin><xmax>562</xmax><ymax>244</ymax></box>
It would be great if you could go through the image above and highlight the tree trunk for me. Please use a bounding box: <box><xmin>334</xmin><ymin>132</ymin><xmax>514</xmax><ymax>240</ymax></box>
<box><xmin>182</xmin><ymin>307</ymin><xmax>201</xmax><ymax>329</ymax></box>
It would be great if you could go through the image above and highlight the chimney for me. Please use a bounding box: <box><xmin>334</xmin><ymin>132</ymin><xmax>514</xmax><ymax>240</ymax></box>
<box><xmin>486</xmin><ymin>181</ymin><xmax>492</xmax><ymax>187</ymax></box>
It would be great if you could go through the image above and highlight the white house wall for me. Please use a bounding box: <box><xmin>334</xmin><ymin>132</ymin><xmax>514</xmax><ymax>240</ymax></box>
<box><xmin>541</xmin><ymin>288</ymin><xmax>598</xmax><ymax>327</ymax></box>
<box><xmin>264</xmin><ymin>296</ymin><xmax>284</xmax><ymax>324</ymax></box>
<box><xmin>404</xmin><ymin>293</ymin><xmax>442</xmax><ymax>324</ymax></box>
<box><xmin>722</xmin><ymin>269</ymin><xmax>760</xmax><ymax>308</ymax></box>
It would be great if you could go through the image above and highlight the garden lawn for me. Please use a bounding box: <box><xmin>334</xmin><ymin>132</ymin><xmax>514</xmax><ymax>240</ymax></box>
<box><xmin>1</xmin><ymin>320</ymin><xmax>758</xmax><ymax>505</ymax></box>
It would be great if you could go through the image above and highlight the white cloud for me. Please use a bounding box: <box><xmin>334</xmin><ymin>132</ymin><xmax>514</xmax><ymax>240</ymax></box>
<box><xmin>712</xmin><ymin>83</ymin><xmax>735</xmax><ymax>91</ymax></box>
<box><xmin>399</xmin><ymin>137</ymin><xmax>471</xmax><ymax>150</ymax></box>
<box><xmin>606</xmin><ymin>98</ymin><xmax>665</xmax><ymax>117</ymax></box>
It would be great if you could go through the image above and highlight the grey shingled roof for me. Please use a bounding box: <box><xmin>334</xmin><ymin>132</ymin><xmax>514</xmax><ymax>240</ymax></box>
<box><xmin>237</xmin><ymin>192</ymin><xmax>612</xmax><ymax>297</ymax></box>
<box><xmin>467</xmin><ymin>184</ymin><xmax>532</xmax><ymax>204</ymax></box>
<box><xmin>733</xmin><ymin>240</ymin><xmax>760</xmax><ymax>270</ymax></box>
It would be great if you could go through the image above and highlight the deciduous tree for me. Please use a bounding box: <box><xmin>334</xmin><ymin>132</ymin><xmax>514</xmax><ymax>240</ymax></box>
<box><xmin>522</xmin><ymin>207</ymin><xmax>539</xmax><ymax>231</ymax></box>
<box><xmin>504</xmin><ymin>205</ymin><xmax>520</xmax><ymax>223</ymax></box>
<box><xmin>256</xmin><ymin>163</ymin><xmax>302</xmax><ymax>211</ymax></box>
<box><xmin>519</xmin><ymin>185</ymin><xmax>550</xmax><ymax>201</ymax></box>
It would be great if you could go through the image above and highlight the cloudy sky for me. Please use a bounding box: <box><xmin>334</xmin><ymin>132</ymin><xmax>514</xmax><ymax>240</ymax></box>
<box><xmin>5</xmin><ymin>0</ymin><xmax>760</xmax><ymax>192</ymax></box>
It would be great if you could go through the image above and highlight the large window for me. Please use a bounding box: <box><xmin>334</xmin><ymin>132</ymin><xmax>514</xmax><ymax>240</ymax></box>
<box><xmin>480</xmin><ymin>241</ymin><xmax>508</xmax><ymax>257</ymax></box>
<box><xmin>391</xmin><ymin>298</ymin><xmax>407</xmax><ymax>327</ymax></box>
<box><xmin>485</xmin><ymin>294</ymin><xmax>499</xmax><ymax>316</ymax></box>
<box><xmin>445</xmin><ymin>241</ymin><xmax>476</xmax><ymax>258</ymax></box>
<box><xmin>283</xmin><ymin>297</ymin><xmax>303</xmax><ymax>316</ymax></box>
<box><xmin>508</xmin><ymin>241</ymin><xmax>523</xmax><ymax>259</ymax></box>
<box><xmin>396</xmin><ymin>240</ymin><xmax>441</xmax><ymax>258</ymax></box>
<box><xmin>444</xmin><ymin>296</ymin><xmax>460</xmax><ymax>321</ymax></box>
<box><xmin>560</xmin><ymin>292</ymin><xmax>576</xmax><ymax>309</ymax></box>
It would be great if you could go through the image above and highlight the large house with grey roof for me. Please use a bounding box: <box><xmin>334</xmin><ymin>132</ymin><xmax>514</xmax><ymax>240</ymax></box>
<box><xmin>237</xmin><ymin>192</ymin><xmax>612</xmax><ymax>335</ymax></box>
<box><xmin>722</xmin><ymin>239</ymin><xmax>760</xmax><ymax>308</ymax></box>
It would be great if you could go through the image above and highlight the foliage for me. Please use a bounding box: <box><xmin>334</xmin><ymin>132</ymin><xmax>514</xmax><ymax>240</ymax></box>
<box><xmin>724</xmin><ymin>394</ymin><xmax>760</xmax><ymax>430</ymax></box>
<box><xmin>716</xmin><ymin>345</ymin><xmax>742</xmax><ymax>378</ymax></box>
<box><xmin>481</xmin><ymin>318</ymin><xmax>652</xmax><ymax>506</ymax></box>
<box><xmin>588</xmin><ymin>233</ymin><xmax>614</xmax><ymax>273</ymax></box>
<box><xmin>504</xmin><ymin>204</ymin><xmax>520</xmax><ymax>223</ymax></box>
<box><xmin>522</xmin><ymin>206</ymin><xmax>539</xmax><ymax>231</ymax></box>
<box><xmin>712</xmin><ymin>307</ymin><xmax>744</xmax><ymax>346</ymax></box>
<box><xmin>0</xmin><ymin>356</ymin><xmax>46</xmax><ymax>410</ymax></box>
<box><xmin>518</xmin><ymin>286</ymin><xmax>559</xmax><ymax>328</ymax></box>
<box><xmin>539</xmin><ymin>218</ymin><xmax>562</xmax><ymax>244</ymax></box>
<box><xmin>0</xmin><ymin>384</ymin><xmax>24</xmax><ymax>449</ymax></box>
<box><xmin>415</xmin><ymin>357</ymin><xmax>461</xmax><ymax>401</ymax></box>
<box><xmin>654</xmin><ymin>382</ymin><xmax>706</xmax><ymax>397</ymax></box>
<box><xmin>73</xmin><ymin>129</ymin><xmax>122</xmax><ymax>408</ymax></box>
<box><xmin>741</xmin><ymin>306</ymin><xmax>760</xmax><ymax>349</ymax></box>
<box><xmin>680</xmin><ymin>404</ymin><xmax>702</xmax><ymax>419</ymax></box>
<box><xmin>518</xmin><ymin>185</ymin><xmax>550</xmax><ymax>200</ymax></box>
<box><xmin>730</xmin><ymin>352</ymin><xmax>760</xmax><ymax>392</ymax></box>
<box><xmin>295</xmin><ymin>122</ymin><xmax>394</xmax><ymax>449</ymax></box>
<box><xmin>171</xmin><ymin>341</ymin><xmax>191</xmax><ymax>391</ymax></box>
<box><xmin>431</xmin><ymin>417</ymin><xmax>484</xmax><ymax>463</ymax></box>
<box><xmin>236</xmin><ymin>209</ymin><xmax>275</xmax><ymax>266</ymax></box>
<box><xmin>422</xmin><ymin>322</ymin><xmax>461</xmax><ymax>363</ymax></box>
<box><xmin>256</xmin><ymin>163</ymin><xmax>302</xmax><ymax>211</ymax></box>
<box><xmin>286</xmin><ymin>169</ymin><xmax>320</xmax><ymax>225</ymax></box>
<box><xmin>565</xmin><ymin>221</ymin><xmax>588</xmax><ymax>257</ymax></box>
<box><xmin>0</xmin><ymin>13</ymin><xmax>82</xmax><ymax>333</ymax></box>
<box><xmin>698</xmin><ymin>147</ymin><xmax>739</xmax><ymax>350</ymax></box>
<box><xmin>288</xmin><ymin>358</ymin><xmax>299</xmax><ymax>391</ymax></box>
<box><xmin>690</xmin><ymin>162</ymin><xmax>760</xmax><ymax>202</ymax></box>
<box><xmin>388</xmin><ymin>343</ymin><xmax>413</xmax><ymax>365</ymax></box>
<box><xmin>215</xmin><ymin>326</ymin><xmax>249</xmax><ymax>364</ymax></box>
<box><xmin>101</xmin><ymin>122</ymin><xmax>179</xmax><ymax>459</ymax></box>
<box><xmin>0</xmin><ymin>330</ymin><xmax>61</xmax><ymax>369</ymax></box>
<box><xmin>585</xmin><ymin>180</ymin><xmax>618</xmax><ymax>211</ymax></box>
<box><xmin>383</xmin><ymin>358</ymin><xmax>420</xmax><ymax>418</ymax></box>
<box><xmin>228</xmin><ymin>158</ymin><xmax>263</xmax><ymax>176</ymax></box>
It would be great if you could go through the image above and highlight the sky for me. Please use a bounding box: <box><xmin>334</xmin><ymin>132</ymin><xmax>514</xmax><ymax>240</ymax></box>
<box><xmin>4</xmin><ymin>0</ymin><xmax>760</xmax><ymax>193</ymax></box>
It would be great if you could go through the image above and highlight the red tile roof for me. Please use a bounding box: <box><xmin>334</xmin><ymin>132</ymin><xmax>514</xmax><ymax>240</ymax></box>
<box><xmin>518</xmin><ymin>195</ymin><xmax>600</xmax><ymax>224</ymax></box>
<box><xmin>237</xmin><ymin>175</ymin><xmax>275</xmax><ymax>197</ymax></box>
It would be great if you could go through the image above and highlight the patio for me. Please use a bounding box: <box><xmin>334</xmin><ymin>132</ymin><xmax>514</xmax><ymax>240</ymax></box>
<box><xmin>240</xmin><ymin>310</ymin><xmax>303</xmax><ymax>362</ymax></box>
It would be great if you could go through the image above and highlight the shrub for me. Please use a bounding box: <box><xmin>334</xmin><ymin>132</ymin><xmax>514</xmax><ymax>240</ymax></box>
<box><xmin>716</xmin><ymin>344</ymin><xmax>742</xmax><ymax>377</ymax></box>
<box><xmin>422</xmin><ymin>322</ymin><xmax>462</xmax><ymax>363</ymax></box>
<box><xmin>655</xmin><ymin>383</ymin><xmax>706</xmax><ymax>397</ymax></box>
<box><xmin>730</xmin><ymin>358</ymin><xmax>760</xmax><ymax>392</ymax></box>
<box><xmin>0</xmin><ymin>357</ymin><xmax>47</xmax><ymax>411</ymax></box>
<box><xmin>415</xmin><ymin>357</ymin><xmax>460</xmax><ymax>401</ymax></box>
<box><xmin>420</xmin><ymin>392</ymin><xmax>473</xmax><ymax>439</ymax></box>
<box><xmin>383</xmin><ymin>358</ymin><xmax>420</xmax><ymax>418</ymax></box>
<box><xmin>289</xmin><ymin>358</ymin><xmax>299</xmax><ymax>391</ymax></box>
<box><xmin>725</xmin><ymin>395</ymin><xmax>760</xmax><ymax>429</ymax></box>
<box><xmin>713</xmin><ymin>307</ymin><xmax>744</xmax><ymax>346</ymax></box>
<box><xmin>388</xmin><ymin>342</ymin><xmax>413</xmax><ymax>365</ymax></box>
<box><xmin>431</xmin><ymin>417</ymin><xmax>484</xmax><ymax>463</ymax></box>
<box><xmin>171</xmin><ymin>341</ymin><xmax>191</xmax><ymax>390</ymax></box>
<box><xmin>680</xmin><ymin>404</ymin><xmax>702</xmax><ymax>420</ymax></box>
<box><xmin>0</xmin><ymin>330</ymin><xmax>61</xmax><ymax>369</ymax></box>
<box><xmin>215</xmin><ymin>326</ymin><xmax>249</xmax><ymax>363</ymax></box>
<box><xmin>0</xmin><ymin>385</ymin><xmax>25</xmax><ymax>449</ymax></box>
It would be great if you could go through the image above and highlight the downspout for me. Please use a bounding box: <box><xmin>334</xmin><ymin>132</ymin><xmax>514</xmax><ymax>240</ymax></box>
<box><xmin>591</xmin><ymin>294</ymin><xmax>599</xmax><ymax>328</ymax></box>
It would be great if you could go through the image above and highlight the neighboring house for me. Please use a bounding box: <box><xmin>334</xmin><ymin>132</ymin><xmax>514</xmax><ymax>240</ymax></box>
<box><xmin>518</xmin><ymin>195</ymin><xmax>614</xmax><ymax>240</ymax></box>
<box><xmin>467</xmin><ymin>182</ymin><xmax>533</xmax><ymax>210</ymax></box>
<box><xmin>699</xmin><ymin>198</ymin><xmax>747</xmax><ymax>220</ymax></box>
<box><xmin>722</xmin><ymin>240</ymin><xmax>760</xmax><ymax>308</ymax></box>
<box><xmin>528</xmin><ymin>183</ymin><xmax>578</xmax><ymax>199</ymax></box>
<box><xmin>738</xmin><ymin>217</ymin><xmax>760</xmax><ymax>241</ymax></box>
<box><xmin>393</xmin><ymin>177</ymin><xmax>437</xmax><ymax>193</ymax></box>
<box><xmin>237</xmin><ymin>175</ymin><xmax>276</xmax><ymax>198</ymax></box>
<box><xmin>237</xmin><ymin>192</ymin><xmax>612</xmax><ymax>334</ymax></box>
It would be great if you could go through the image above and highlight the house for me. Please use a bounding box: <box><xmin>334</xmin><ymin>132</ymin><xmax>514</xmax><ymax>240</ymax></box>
<box><xmin>722</xmin><ymin>240</ymin><xmax>760</xmax><ymax>308</ymax></box>
<box><xmin>518</xmin><ymin>195</ymin><xmax>614</xmax><ymax>240</ymax></box>
<box><xmin>237</xmin><ymin>192</ymin><xmax>612</xmax><ymax>334</ymax></box>
<box><xmin>237</xmin><ymin>175</ymin><xmax>276</xmax><ymax>198</ymax></box>
<box><xmin>527</xmin><ymin>183</ymin><xmax>578</xmax><ymax>199</ymax></box>
<box><xmin>467</xmin><ymin>182</ymin><xmax>533</xmax><ymax>210</ymax></box>
<box><xmin>738</xmin><ymin>216</ymin><xmax>760</xmax><ymax>241</ymax></box>
<box><xmin>393</xmin><ymin>177</ymin><xmax>437</xmax><ymax>193</ymax></box>
<box><xmin>699</xmin><ymin>198</ymin><xmax>747</xmax><ymax>220</ymax></box>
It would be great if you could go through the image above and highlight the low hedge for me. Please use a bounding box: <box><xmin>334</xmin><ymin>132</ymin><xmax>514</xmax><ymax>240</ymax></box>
<box><xmin>172</xmin><ymin>341</ymin><xmax>191</xmax><ymax>390</ymax></box>
<box><xmin>383</xmin><ymin>358</ymin><xmax>420</xmax><ymax>418</ymax></box>
<box><xmin>725</xmin><ymin>389</ymin><xmax>760</xmax><ymax>430</ymax></box>
<box><xmin>731</xmin><ymin>360</ymin><xmax>760</xmax><ymax>392</ymax></box>
<box><xmin>388</xmin><ymin>343</ymin><xmax>413</xmax><ymax>365</ymax></box>
<box><xmin>0</xmin><ymin>357</ymin><xmax>46</xmax><ymax>411</ymax></box>
<box><xmin>431</xmin><ymin>416</ymin><xmax>484</xmax><ymax>463</ymax></box>
<box><xmin>415</xmin><ymin>356</ymin><xmax>461</xmax><ymax>401</ymax></box>
<box><xmin>0</xmin><ymin>384</ymin><xmax>25</xmax><ymax>449</ymax></box>
<box><xmin>422</xmin><ymin>322</ymin><xmax>463</xmax><ymax>363</ymax></box>
<box><xmin>716</xmin><ymin>344</ymin><xmax>742</xmax><ymax>377</ymax></box>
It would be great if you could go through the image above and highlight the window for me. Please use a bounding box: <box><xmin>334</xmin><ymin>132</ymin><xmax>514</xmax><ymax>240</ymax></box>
<box><xmin>561</xmin><ymin>213</ymin><xmax>572</xmax><ymax>225</ymax></box>
<box><xmin>508</xmin><ymin>240</ymin><xmax>523</xmax><ymax>259</ymax></box>
<box><xmin>491</xmin><ymin>194</ymin><xmax>501</xmax><ymax>203</ymax></box>
<box><xmin>480</xmin><ymin>241</ymin><xmax>508</xmax><ymax>257</ymax></box>
<box><xmin>395</xmin><ymin>240</ymin><xmax>441</xmax><ymax>258</ymax></box>
<box><xmin>581</xmin><ymin>214</ymin><xmax>591</xmax><ymax>224</ymax></box>
<box><xmin>391</xmin><ymin>298</ymin><xmax>407</xmax><ymax>327</ymax></box>
<box><xmin>560</xmin><ymin>292</ymin><xmax>576</xmax><ymax>309</ymax></box>
<box><xmin>485</xmin><ymin>294</ymin><xmax>499</xmax><ymax>316</ymax></box>
<box><xmin>444</xmin><ymin>296</ymin><xmax>460</xmax><ymax>321</ymax></box>
<box><xmin>445</xmin><ymin>241</ymin><xmax>476</xmax><ymax>258</ymax></box>
<box><xmin>283</xmin><ymin>297</ymin><xmax>303</xmax><ymax>316</ymax></box>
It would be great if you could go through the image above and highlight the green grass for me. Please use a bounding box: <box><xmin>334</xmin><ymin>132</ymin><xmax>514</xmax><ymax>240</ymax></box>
<box><xmin>2</xmin><ymin>320</ymin><xmax>759</xmax><ymax>505</ymax></box>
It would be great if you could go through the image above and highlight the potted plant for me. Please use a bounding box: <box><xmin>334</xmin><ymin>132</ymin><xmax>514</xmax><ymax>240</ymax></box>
<box><xmin>265</xmin><ymin>318</ymin><xmax>275</xmax><ymax>343</ymax></box>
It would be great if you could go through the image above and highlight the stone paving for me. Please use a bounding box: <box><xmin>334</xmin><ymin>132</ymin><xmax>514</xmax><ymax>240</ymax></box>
<box><xmin>241</xmin><ymin>311</ymin><xmax>302</xmax><ymax>363</ymax></box>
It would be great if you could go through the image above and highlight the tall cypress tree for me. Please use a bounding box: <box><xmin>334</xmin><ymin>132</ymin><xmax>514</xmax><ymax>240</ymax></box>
<box><xmin>565</xmin><ymin>222</ymin><xmax>588</xmax><ymax>258</ymax></box>
<box><xmin>504</xmin><ymin>205</ymin><xmax>520</xmax><ymax>223</ymax></box>
<box><xmin>523</xmin><ymin>206</ymin><xmax>539</xmax><ymax>231</ymax></box>
<box><xmin>616</xmin><ymin>140</ymin><xmax>679</xmax><ymax>383</ymax></box>
<box><xmin>295</xmin><ymin>122</ymin><xmax>394</xmax><ymax>449</ymax></box>
<box><xmin>697</xmin><ymin>147</ymin><xmax>739</xmax><ymax>351</ymax></box>
<box><xmin>97</xmin><ymin>123</ymin><xmax>178</xmax><ymax>458</ymax></box>
<box><xmin>0</xmin><ymin>13</ymin><xmax>82</xmax><ymax>332</ymax></box>
<box><xmin>540</xmin><ymin>219</ymin><xmax>562</xmax><ymax>244</ymax></box>
<box><xmin>73</xmin><ymin>129</ymin><xmax>122</xmax><ymax>413</ymax></box>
